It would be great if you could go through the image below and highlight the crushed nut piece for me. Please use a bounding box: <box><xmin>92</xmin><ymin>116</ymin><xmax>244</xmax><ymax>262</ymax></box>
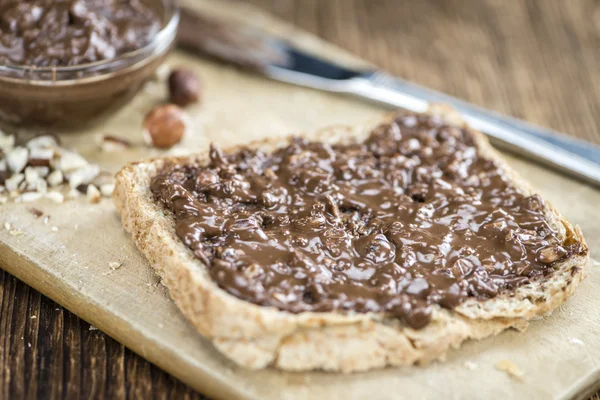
<box><xmin>28</xmin><ymin>208</ymin><xmax>43</xmax><ymax>218</ymax></box>
<box><xmin>9</xmin><ymin>229</ymin><xmax>24</xmax><ymax>236</ymax></box>
<box><xmin>6</xmin><ymin>147</ymin><xmax>28</xmax><ymax>173</ymax></box>
<box><xmin>43</xmin><ymin>215</ymin><xmax>50</xmax><ymax>225</ymax></box>
<box><xmin>68</xmin><ymin>165</ymin><xmax>100</xmax><ymax>189</ymax></box>
<box><xmin>27</xmin><ymin>135</ymin><xmax>59</xmax><ymax>150</ymax></box>
<box><xmin>86</xmin><ymin>184</ymin><xmax>102</xmax><ymax>203</ymax></box>
<box><xmin>67</xmin><ymin>188</ymin><xmax>80</xmax><ymax>199</ymax></box>
<box><xmin>496</xmin><ymin>360</ymin><xmax>524</xmax><ymax>381</ymax></box>
<box><xmin>56</xmin><ymin>150</ymin><xmax>88</xmax><ymax>172</ymax></box>
<box><xmin>4</xmin><ymin>222</ymin><xmax>10</xmax><ymax>231</ymax></box>
<box><xmin>16</xmin><ymin>192</ymin><xmax>43</xmax><ymax>203</ymax></box>
<box><xmin>45</xmin><ymin>191</ymin><xmax>64</xmax><ymax>204</ymax></box>
<box><xmin>99</xmin><ymin>134</ymin><xmax>131</xmax><ymax>152</ymax></box>
<box><xmin>5</xmin><ymin>173</ymin><xmax>24</xmax><ymax>191</ymax></box>
<box><xmin>0</xmin><ymin>132</ymin><xmax>15</xmax><ymax>152</ymax></box>
<box><xmin>46</xmin><ymin>170</ymin><xmax>64</xmax><ymax>187</ymax></box>
<box><xmin>100</xmin><ymin>183</ymin><xmax>115</xmax><ymax>197</ymax></box>
<box><xmin>28</xmin><ymin>148</ymin><xmax>53</xmax><ymax>167</ymax></box>
<box><xmin>51</xmin><ymin>226</ymin><xmax>59</xmax><ymax>232</ymax></box>
<box><xmin>109</xmin><ymin>261</ymin><xmax>122</xmax><ymax>270</ymax></box>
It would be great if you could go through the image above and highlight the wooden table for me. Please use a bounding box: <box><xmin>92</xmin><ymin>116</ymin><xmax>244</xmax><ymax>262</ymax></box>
<box><xmin>1</xmin><ymin>0</ymin><xmax>598</xmax><ymax>398</ymax></box>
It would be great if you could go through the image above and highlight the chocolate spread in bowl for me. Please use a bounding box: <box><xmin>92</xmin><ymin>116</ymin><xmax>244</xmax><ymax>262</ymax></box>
<box><xmin>151</xmin><ymin>112</ymin><xmax>583</xmax><ymax>329</ymax></box>
<box><xmin>0</xmin><ymin>0</ymin><xmax>160</xmax><ymax>66</ymax></box>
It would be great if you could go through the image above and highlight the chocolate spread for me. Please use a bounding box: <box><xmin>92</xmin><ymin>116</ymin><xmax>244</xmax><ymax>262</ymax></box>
<box><xmin>0</xmin><ymin>0</ymin><xmax>160</xmax><ymax>66</ymax></box>
<box><xmin>151</xmin><ymin>112</ymin><xmax>583</xmax><ymax>329</ymax></box>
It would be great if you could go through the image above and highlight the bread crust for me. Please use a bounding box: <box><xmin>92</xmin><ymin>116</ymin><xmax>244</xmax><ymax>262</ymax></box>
<box><xmin>113</xmin><ymin>108</ymin><xmax>589</xmax><ymax>372</ymax></box>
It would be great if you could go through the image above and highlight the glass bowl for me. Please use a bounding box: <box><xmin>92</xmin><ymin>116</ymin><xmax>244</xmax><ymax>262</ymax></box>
<box><xmin>0</xmin><ymin>0</ymin><xmax>179</xmax><ymax>132</ymax></box>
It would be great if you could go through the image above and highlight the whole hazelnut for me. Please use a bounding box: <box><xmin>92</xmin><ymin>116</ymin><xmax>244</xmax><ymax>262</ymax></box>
<box><xmin>143</xmin><ymin>104</ymin><xmax>186</xmax><ymax>149</ymax></box>
<box><xmin>168</xmin><ymin>68</ymin><xmax>201</xmax><ymax>107</ymax></box>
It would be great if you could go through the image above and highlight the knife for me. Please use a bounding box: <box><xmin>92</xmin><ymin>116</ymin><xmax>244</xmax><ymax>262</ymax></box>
<box><xmin>177</xmin><ymin>7</ymin><xmax>600</xmax><ymax>187</ymax></box>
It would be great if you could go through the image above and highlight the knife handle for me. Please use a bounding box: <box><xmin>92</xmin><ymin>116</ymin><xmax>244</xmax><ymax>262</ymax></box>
<box><xmin>348</xmin><ymin>72</ymin><xmax>600</xmax><ymax>186</ymax></box>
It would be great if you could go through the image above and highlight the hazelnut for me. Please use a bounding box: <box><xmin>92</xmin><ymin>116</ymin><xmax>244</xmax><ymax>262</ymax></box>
<box><xmin>538</xmin><ymin>245</ymin><xmax>567</xmax><ymax>263</ymax></box>
<box><xmin>168</xmin><ymin>68</ymin><xmax>201</xmax><ymax>107</ymax></box>
<box><xmin>143</xmin><ymin>104</ymin><xmax>186</xmax><ymax>149</ymax></box>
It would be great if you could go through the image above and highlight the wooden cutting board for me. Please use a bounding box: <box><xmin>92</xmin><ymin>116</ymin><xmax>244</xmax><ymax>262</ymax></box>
<box><xmin>1</xmin><ymin>1</ymin><xmax>599</xmax><ymax>399</ymax></box>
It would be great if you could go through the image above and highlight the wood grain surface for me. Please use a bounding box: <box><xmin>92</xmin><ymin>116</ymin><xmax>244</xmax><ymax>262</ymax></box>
<box><xmin>1</xmin><ymin>0</ymin><xmax>599</xmax><ymax>399</ymax></box>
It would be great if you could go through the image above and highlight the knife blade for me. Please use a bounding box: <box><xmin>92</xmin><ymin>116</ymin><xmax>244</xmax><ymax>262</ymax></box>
<box><xmin>178</xmin><ymin>7</ymin><xmax>600</xmax><ymax>187</ymax></box>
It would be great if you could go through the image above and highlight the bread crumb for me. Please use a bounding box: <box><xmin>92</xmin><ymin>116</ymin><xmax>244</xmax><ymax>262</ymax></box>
<box><xmin>51</xmin><ymin>226</ymin><xmax>59</xmax><ymax>232</ymax></box>
<box><xmin>109</xmin><ymin>261</ymin><xmax>122</xmax><ymax>270</ymax></box>
<box><xmin>496</xmin><ymin>360</ymin><xmax>524</xmax><ymax>381</ymax></box>
<box><xmin>464</xmin><ymin>361</ymin><xmax>478</xmax><ymax>370</ymax></box>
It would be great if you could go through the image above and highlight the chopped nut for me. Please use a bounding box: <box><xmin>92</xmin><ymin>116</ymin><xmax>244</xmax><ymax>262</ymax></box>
<box><xmin>243</xmin><ymin>263</ymin><xmax>263</xmax><ymax>279</ymax></box>
<box><xmin>6</xmin><ymin>147</ymin><xmax>28</xmax><ymax>173</ymax></box>
<box><xmin>45</xmin><ymin>191</ymin><xmax>64</xmax><ymax>204</ymax></box>
<box><xmin>51</xmin><ymin>226</ymin><xmax>59</xmax><ymax>232</ymax></box>
<box><xmin>33</xmin><ymin>166</ymin><xmax>50</xmax><ymax>178</ymax></box>
<box><xmin>27</xmin><ymin>134</ymin><xmax>59</xmax><ymax>150</ymax></box>
<box><xmin>35</xmin><ymin>179</ymin><xmax>48</xmax><ymax>194</ymax></box>
<box><xmin>5</xmin><ymin>173</ymin><xmax>24</xmax><ymax>191</ymax></box>
<box><xmin>538</xmin><ymin>245</ymin><xmax>567</xmax><ymax>263</ymax></box>
<box><xmin>168</xmin><ymin>68</ymin><xmax>201</xmax><ymax>107</ymax></box>
<box><xmin>99</xmin><ymin>134</ymin><xmax>131</xmax><ymax>152</ymax></box>
<box><xmin>16</xmin><ymin>192</ymin><xmax>43</xmax><ymax>203</ymax></box>
<box><xmin>108</xmin><ymin>261</ymin><xmax>122</xmax><ymax>270</ymax></box>
<box><xmin>24</xmin><ymin>166</ymin><xmax>39</xmax><ymax>184</ymax></box>
<box><xmin>86</xmin><ymin>184</ymin><xmax>102</xmax><ymax>203</ymax></box>
<box><xmin>56</xmin><ymin>150</ymin><xmax>88</xmax><ymax>172</ymax></box>
<box><xmin>28</xmin><ymin>208</ymin><xmax>43</xmax><ymax>218</ymax></box>
<box><xmin>43</xmin><ymin>215</ymin><xmax>50</xmax><ymax>225</ymax></box>
<box><xmin>143</xmin><ymin>104</ymin><xmax>186</xmax><ymax>149</ymax></box>
<box><xmin>100</xmin><ymin>183</ymin><xmax>115</xmax><ymax>197</ymax></box>
<box><xmin>46</xmin><ymin>170</ymin><xmax>64</xmax><ymax>187</ymax></box>
<box><xmin>0</xmin><ymin>132</ymin><xmax>15</xmax><ymax>152</ymax></box>
<box><xmin>9</xmin><ymin>229</ymin><xmax>24</xmax><ymax>236</ymax></box>
<box><xmin>28</xmin><ymin>145</ymin><xmax>54</xmax><ymax>164</ymax></box>
<box><xmin>67</xmin><ymin>188</ymin><xmax>80</xmax><ymax>199</ymax></box>
<box><xmin>496</xmin><ymin>360</ymin><xmax>524</xmax><ymax>381</ymax></box>
<box><xmin>4</xmin><ymin>222</ymin><xmax>10</xmax><ymax>231</ymax></box>
<box><xmin>67</xmin><ymin>165</ymin><xmax>99</xmax><ymax>188</ymax></box>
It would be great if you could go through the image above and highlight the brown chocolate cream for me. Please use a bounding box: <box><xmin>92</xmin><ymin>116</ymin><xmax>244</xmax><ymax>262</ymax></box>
<box><xmin>0</xmin><ymin>0</ymin><xmax>160</xmax><ymax>66</ymax></box>
<box><xmin>151</xmin><ymin>112</ymin><xmax>584</xmax><ymax>329</ymax></box>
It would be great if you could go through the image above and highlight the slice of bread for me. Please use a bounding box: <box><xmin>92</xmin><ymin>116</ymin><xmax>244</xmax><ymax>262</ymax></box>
<box><xmin>113</xmin><ymin>107</ymin><xmax>588</xmax><ymax>373</ymax></box>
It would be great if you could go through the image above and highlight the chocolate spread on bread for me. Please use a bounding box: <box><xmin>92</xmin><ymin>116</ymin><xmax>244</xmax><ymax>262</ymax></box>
<box><xmin>0</xmin><ymin>0</ymin><xmax>160</xmax><ymax>66</ymax></box>
<box><xmin>151</xmin><ymin>112</ymin><xmax>583</xmax><ymax>329</ymax></box>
